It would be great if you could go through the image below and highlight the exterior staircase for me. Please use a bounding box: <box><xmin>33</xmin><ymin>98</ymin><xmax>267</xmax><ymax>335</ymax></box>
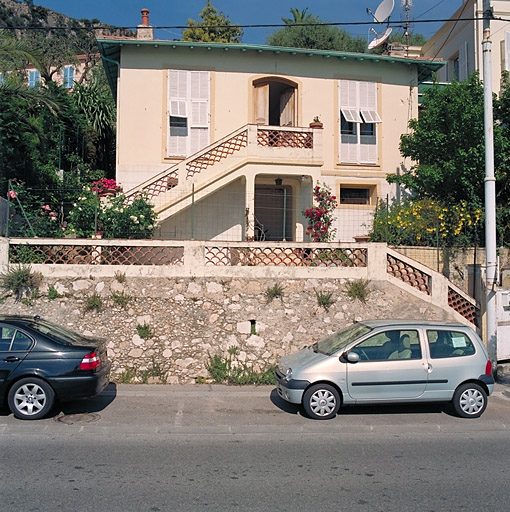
<box><xmin>124</xmin><ymin>124</ymin><xmax>323</xmax><ymax>222</ymax></box>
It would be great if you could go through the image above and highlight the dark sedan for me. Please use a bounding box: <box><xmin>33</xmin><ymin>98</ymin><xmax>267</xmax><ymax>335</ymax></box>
<box><xmin>0</xmin><ymin>315</ymin><xmax>111</xmax><ymax>420</ymax></box>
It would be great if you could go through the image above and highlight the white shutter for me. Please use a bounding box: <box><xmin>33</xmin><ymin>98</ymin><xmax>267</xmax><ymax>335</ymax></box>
<box><xmin>359</xmin><ymin>81</ymin><xmax>378</xmax><ymax>164</ymax></box>
<box><xmin>360</xmin><ymin>110</ymin><xmax>381</xmax><ymax>123</ymax></box>
<box><xmin>169</xmin><ymin>69</ymin><xmax>188</xmax><ymax>98</ymax></box>
<box><xmin>191</xmin><ymin>101</ymin><xmax>208</xmax><ymax>127</ymax></box>
<box><xmin>459</xmin><ymin>41</ymin><xmax>468</xmax><ymax>81</ymax></box>
<box><xmin>167</xmin><ymin>70</ymin><xmax>209</xmax><ymax>157</ymax></box>
<box><xmin>339</xmin><ymin>80</ymin><xmax>360</xmax><ymax>163</ymax></box>
<box><xmin>339</xmin><ymin>80</ymin><xmax>379</xmax><ymax>164</ymax></box>
<box><xmin>341</xmin><ymin>109</ymin><xmax>362</xmax><ymax>123</ymax></box>
<box><xmin>170</xmin><ymin>100</ymin><xmax>187</xmax><ymax>117</ymax></box>
<box><xmin>189</xmin><ymin>71</ymin><xmax>210</xmax><ymax>153</ymax></box>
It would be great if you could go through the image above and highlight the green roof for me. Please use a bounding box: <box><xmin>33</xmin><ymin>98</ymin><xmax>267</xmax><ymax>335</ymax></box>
<box><xmin>97</xmin><ymin>38</ymin><xmax>444</xmax><ymax>100</ymax></box>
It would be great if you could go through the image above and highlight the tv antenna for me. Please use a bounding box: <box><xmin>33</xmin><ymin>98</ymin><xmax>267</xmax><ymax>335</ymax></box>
<box><xmin>366</xmin><ymin>0</ymin><xmax>394</xmax><ymax>50</ymax></box>
<box><xmin>402</xmin><ymin>0</ymin><xmax>412</xmax><ymax>50</ymax></box>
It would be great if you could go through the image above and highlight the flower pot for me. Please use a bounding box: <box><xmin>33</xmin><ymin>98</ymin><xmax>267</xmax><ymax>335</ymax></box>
<box><xmin>309</xmin><ymin>122</ymin><xmax>323</xmax><ymax>129</ymax></box>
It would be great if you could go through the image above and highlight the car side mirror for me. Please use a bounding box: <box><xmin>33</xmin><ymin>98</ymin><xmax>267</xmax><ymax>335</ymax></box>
<box><xmin>346</xmin><ymin>351</ymin><xmax>360</xmax><ymax>363</ymax></box>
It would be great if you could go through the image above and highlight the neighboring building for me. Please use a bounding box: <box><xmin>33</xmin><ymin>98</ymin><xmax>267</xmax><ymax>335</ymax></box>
<box><xmin>98</xmin><ymin>10</ymin><xmax>442</xmax><ymax>242</ymax></box>
<box><xmin>422</xmin><ymin>0</ymin><xmax>510</xmax><ymax>92</ymax></box>
<box><xmin>24</xmin><ymin>53</ymin><xmax>100</xmax><ymax>90</ymax></box>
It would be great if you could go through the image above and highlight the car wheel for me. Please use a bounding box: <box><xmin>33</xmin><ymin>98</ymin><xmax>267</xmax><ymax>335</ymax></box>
<box><xmin>7</xmin><ymin>377</ymin><xmax>55</xmax><ymax>420</ymax></box>
<box><xmin>303</xmin><ymin>383</ymin><xmax>340</xmax><ymax>420</ymax></box>
<box><xmin>452</xmin><ymin>383</ymin><xmax>487</xmax><ymax>419</ymax></box>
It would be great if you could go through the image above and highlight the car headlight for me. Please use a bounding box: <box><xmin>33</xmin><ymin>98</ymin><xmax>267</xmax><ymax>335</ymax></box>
<box><xmin>284</xmin><ymin>368</ymin><xmax>293</xmax><ymax>381</ymax></box>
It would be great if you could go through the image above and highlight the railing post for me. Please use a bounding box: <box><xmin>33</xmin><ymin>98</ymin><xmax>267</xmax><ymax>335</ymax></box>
<box><xmin>183</xmin><ymin>241</ymin><xmax>205</xmax><ymax>277</ymax></box>
<box><xmin>431</xmin><ymin>273</ymin><xmax>450</xmax><ymax>311</ymax></box>
<box><xmin>247</xmin><ymin>125</ymin><xmax>258</xmax><ymax>156</ymax></box>
<box><xmin>0</xmin><ymin>237</ymin><xmax>9</xmax><ymax>273</ymax></box>
<box><xmin>311</xmin><ymin>127</ymin><xmax>323</xmax><ymax>160</ymax></box>
<box><xmin>367</xmin><ymin>242</ymin><xmax>388</xmax><ymax>281</ymax></box>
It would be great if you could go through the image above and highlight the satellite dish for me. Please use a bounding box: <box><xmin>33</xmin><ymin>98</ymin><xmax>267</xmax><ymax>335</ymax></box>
<box><xmin>368</xmin><ymin>27</ymin><xmax>392</xmax><ymax>49</ymax></box>
<box><xmin>366</xmin><ymin>0</ymin><xmax>395</xmax><ymax>50</ymax></box>
<box><xmin>373</xmin><ymin>0</ymin><xmax>395</xmax><ymax>23</ymax></box>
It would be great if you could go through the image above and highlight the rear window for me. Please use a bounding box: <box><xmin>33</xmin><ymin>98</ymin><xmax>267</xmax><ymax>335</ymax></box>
<box><xmin>25</xmin><ymin>320</ymin><xmax>90</xmax><ymax>346</ymax></box>
<box><xmin>427</xmin><ymin>330</ymin><xmax>476</xmax><ymax>358</ymax></box>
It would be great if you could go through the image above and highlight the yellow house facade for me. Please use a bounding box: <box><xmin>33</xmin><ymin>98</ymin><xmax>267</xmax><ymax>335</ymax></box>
<box><xmin>98</xmin><ymin>26</ymin><xmax>441</xmax><ymax>242</ymax></box>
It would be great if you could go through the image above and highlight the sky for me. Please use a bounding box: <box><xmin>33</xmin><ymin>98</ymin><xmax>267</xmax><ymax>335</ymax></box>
<box><xmin>32</xmin><ymin>0</ymin><xmax>463</xmax><ymax>45</ymax></box>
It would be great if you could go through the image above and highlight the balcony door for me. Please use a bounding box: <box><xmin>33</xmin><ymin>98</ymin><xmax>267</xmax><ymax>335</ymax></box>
<box><xmin>253</xmin><ymin>78</ymin><xmax>297</xmax><ymax>127</ymax></box>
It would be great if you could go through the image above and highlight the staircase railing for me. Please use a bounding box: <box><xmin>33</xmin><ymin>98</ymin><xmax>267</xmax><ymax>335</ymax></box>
<box><xmin>125</xmin><ymin>124</ymin><xmax>316</xmax><ymax>204</ymax></box>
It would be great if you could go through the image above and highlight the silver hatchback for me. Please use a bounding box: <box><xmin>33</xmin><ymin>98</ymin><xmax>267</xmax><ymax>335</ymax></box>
<box><xmin>275</xmin><ymin>320</ymin><xmax>494</xmax><ymax>420</ymax></box>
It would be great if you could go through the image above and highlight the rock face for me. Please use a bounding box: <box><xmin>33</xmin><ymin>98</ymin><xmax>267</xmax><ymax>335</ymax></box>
<box><xmin>1</xmin><ymin>277</ymin><xmax>459</xmax><ymax>383</ymax></box>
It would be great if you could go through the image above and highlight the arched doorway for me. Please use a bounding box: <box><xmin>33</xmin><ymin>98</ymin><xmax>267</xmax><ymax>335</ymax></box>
<box><xmin>253</xmin><ymin>78</ymin><xmax>297</xmax><ymax>127</ymax></box>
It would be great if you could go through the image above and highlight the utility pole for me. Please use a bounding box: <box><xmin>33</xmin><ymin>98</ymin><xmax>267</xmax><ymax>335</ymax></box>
<box><xmin>482</xmin><ymin>0</ymin><xmax>497</xmax><ymax>362</ymax></box>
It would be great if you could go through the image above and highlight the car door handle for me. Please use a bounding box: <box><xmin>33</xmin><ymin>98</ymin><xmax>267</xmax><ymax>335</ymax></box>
<box><xmin>426</xmin><ymin>363</ymin><xmax>433</xmax><ymax>373</ymax></box>
<box><xmin>3</xmin><ymin>356</ymin><xmax>20</xmax><ymax>362</ymax></box>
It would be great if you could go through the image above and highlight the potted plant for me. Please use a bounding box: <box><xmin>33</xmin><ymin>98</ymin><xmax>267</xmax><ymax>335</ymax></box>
<box><xmin>309</xmin><ymin>116</ymin><xmax>323</xmax><ymax>129</ymax></box>
<box><xmin>92</xmin><ymin>178</ymin><xmax>122</xmax><ymax>197</ymax></box>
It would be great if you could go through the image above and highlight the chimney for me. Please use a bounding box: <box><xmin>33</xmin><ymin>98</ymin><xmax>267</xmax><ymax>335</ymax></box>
<box><xmin>137</xmin><ymin>8</ymin><xmax>154</xmax><ymax>40</ymax></box>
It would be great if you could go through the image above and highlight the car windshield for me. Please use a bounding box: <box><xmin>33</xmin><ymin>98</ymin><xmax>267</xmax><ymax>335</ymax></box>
<box><xmin>25</xmin><ymin>320</ymin><xmax>92</xmax><ymax>346</ymax></box>
<box><xmin>316</xmin><ymin>323</ymin><xmax>372</xmax><ymax>355</ymax></box>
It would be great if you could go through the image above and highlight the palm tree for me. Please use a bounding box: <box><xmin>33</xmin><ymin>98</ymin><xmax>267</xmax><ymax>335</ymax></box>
<box><xmin>282</xmin><ymin>8</ymin><xmax>315</xmax><ymax>25</ymax></box>
<box><xmin>0</xmin><ymin>30</ymin><xmax>60</xmax><ymax>113</ymax></box>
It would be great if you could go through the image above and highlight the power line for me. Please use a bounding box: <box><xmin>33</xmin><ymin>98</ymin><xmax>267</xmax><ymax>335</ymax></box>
<box><xmin>1</xmin><ymin>16</ymin><xmax>502</xmax><ymax>32</ymax></box>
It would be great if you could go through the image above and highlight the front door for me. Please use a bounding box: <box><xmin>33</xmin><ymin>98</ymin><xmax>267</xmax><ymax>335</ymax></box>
<box><xmin>254</xmin><ymin>185</ymin><xmax>293</xmax><ymax>241</ymax></box>
<box><xmin>346</xmin><ymin>329</ymin><xmax>428</xmax><ymax>400</ymax></box>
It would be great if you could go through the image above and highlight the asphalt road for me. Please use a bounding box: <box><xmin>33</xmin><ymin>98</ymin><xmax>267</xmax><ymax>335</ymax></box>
<box><xmin>2</xmin><ymin>384</ymin><xmax>510</xmax><ymax>512</ymax></box>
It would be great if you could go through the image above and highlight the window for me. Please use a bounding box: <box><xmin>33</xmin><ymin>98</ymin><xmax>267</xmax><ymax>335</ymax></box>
<box><xmin>11</xmin><ymin>330</ymin><xmax>33</xmax><ymax>351</ymax></box>
<box><xmin>167</xmin><ymin>69</ymin><xmax>210</xmax><ymax>157</ymax></box>
<box><xmin>351</xmin><ymin>330</ymin><xmax>421</xmax><ymax>361</ymax></box>
<box><xmin>0</xmin><ymin>325</ymin><xmax>15</xmax><ymax>351</ymax></box>
<box><xmin>427</xmin><ymin>330</ymin><xmax>476</xmax><ymax>358</ymax></box>
<box><xmin>63</xmin><ymin>65</ymin><xmax>75</xmax><ymax>88</ymax></box>
<box><xmin>339</xmin><ymin>80</ymin><xmax>380</xmax><ymax>164</ymax></box>
<box><xmin>28</xmin><ymin>69</ymin><xmax>40</xmax><ymax>88</ymax></box>
<box><xmin>340</xmin><ymin>187</ymin><xmax>370</xmax><ymax>205</ymax></box>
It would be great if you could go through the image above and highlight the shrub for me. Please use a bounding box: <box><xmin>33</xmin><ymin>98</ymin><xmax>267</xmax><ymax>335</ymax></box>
<box><xmin>85</xmin><ymin>292</ymin><xmax>103</xmax><ymax>312</ymax></box>
<box><xmin>111</xmin><ymin>290</ymin><xmax>131</xmax><ymax>308</ymax></box>
<box><xmin>136</xmin><ymin>323</ymin><xmax>153</xmax><ymax>339</ymax></box>
<box><xmin>316</xmin><ymin>290</ymin><xmax>335</xmax><ymax>311</ymax></box>
<box><xmin>114</xmin><ymin>271</ymin><xmax>126</xmax><ymax>283</ymax></box>
<box><xmin>303</xmin><ymin>183</ymin><xmax>337</xmax><ymax>242</ymax></box>
<box><xmin>67</xmin><ymin>184</ymin><xmax>158</xmax><ymax>239</ymax></box>
<box><xmin>264</xmin><ymin>283</ymin><xmax>284</xmax><ymax>303</ymax></box>
<box><xmin>344</xmin><ymin>279</ymin><xmax>370</xmax><ymax>304</ymax></box>
<box><xmin>47</xmin><ymin>285</ymin><xmax>60</xmax><ymax>300</ymax></box>
<box><xmin>205</xmin><ymin>346</ymin><xmax>276</xmax><ymax>385</ymax></box>
<box><xmin>0</xmin><ymin>264</ymin><xmax>42</xmax><ymax>301</ymax></box>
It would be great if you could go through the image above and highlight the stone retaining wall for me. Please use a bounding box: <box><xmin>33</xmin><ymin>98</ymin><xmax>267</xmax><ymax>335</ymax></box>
<box><xmin>1</xmin><ymin>275</ymin><xmax>460</xmax><ymax>383</ymax></box>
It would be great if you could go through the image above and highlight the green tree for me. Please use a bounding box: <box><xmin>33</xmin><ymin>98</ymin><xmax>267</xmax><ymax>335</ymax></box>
<box><xmin>393</xmin><ymin>74</ymin><xmax>508</xmax><ymax>208</ymax></box>
<box><xmin>182</xmin><ymin>1</ymin><xmax>243</xmax><ymax>43</ymax></box>
<box><xmin>266</xmin><ymin>8</ymin><xmax>366</xmax><ymax>52</ymax></box>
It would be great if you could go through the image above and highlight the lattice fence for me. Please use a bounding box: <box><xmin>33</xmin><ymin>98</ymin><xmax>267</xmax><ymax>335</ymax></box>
<box><xmin>387</xmin><ymin>254</ymin><xmax>431</xmax><ymax>294</ymax></box>
<box><xmin>205</xmin><ymin>246</ymin><xmax>367</xmax><ymax>267</ymax></box>
<box><xmin>186</xmin><ymin>130</ymin><xmax>248</xmax><ymax>179</ymax></box>
<box><xmin>448</xmin><ymin>286</ymin><xmax>478</xmax><ymax>324</ymax></box>
<box><xmin>9</xmin><ymin>244</ymin><xmax>184</xmax><ymax>266</ymax></box>
<box><xmin>257</xmin><ymin>129</ymin><xmax>313</xmax><ymax>148</ymax></box>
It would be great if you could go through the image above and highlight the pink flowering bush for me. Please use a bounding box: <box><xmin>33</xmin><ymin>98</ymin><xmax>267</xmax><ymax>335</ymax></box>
<box><xmin>303</xmin><ymin>183</ymin><xmax>337</xmax><ymax>242</ymax></box>
<box><xmin>91</xmin><ymin>178</ymin><xmax>122</xmax><ymax>196</ymax></box>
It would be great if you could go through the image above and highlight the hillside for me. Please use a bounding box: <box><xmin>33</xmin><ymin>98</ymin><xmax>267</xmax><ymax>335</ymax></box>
<box><xmin>0</xmin><ymin>0</ymin><xmax>132</xmax><ymax>54</ymax></box>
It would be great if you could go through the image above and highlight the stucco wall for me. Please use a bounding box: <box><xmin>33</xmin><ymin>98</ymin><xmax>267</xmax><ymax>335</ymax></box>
<box><xmin>116</xmin><ymin>44</ymin><xmax>417</xmax><ymax>193</ymax></box>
